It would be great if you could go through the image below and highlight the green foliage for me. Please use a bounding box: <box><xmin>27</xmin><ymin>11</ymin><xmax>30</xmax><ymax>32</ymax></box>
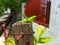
<box><xmin>2</xmin><ymin>0</ymin><xmax>21</xmax><ymax>12</ymax></box>
<box><xmin>2</xmin><ymin>0</ymin><xmax>28</xmax><ymax>12</ymax></box>
<box><xmin>19</xmin><ymin>14</ymin><xmax>36</xmax><ymax>23</ymax></box>
<box><xmin>0</xmin><ymin>0</ymin><xmax>5</xmax><ymax>16</ymax></box>
<box><xmin>39</xmin><ymin>37</ymin><xmax>52</xmax><ymax>43</ymax></box>
<box><xmin>37</xmin><ymin>26</ymin><xmax>46</xmax><ymax>36</ymax></box>
<box><xmin>21</xmin><ymin>0</ymin><xmax>29</xmax><ymax>3</ymax></box>
<box><xmin>0</xmin><ymin>6</ymin><xmax>5</xmax><ymax>16</ymax></box>
<box><xmin>0</xmin><ymin>0</ymin><xmax>4</xmax><ymax>6</ymax></box>
<box><xmin>34</xmin><ymin>36</ymin><xmax>37</xmax><ymax>45</ymax></box>
<box><xmin>5</xmin><ymin>39</ymin><xmax>15</xmax><ymax>45</ymax></box>
<box><xmin>0</xmin><ymin>0</ymin><xmax>28</xmax><ymax>14</ymax></box>
<box><xmin>28</xmin><ymin>16</ymin><xmax>36</xmax><ymax>22</ymax></box>
<box><xmin>34</xmin><ymin>26</ymin><xmax>52</xmax><ymax>45</ymax></box>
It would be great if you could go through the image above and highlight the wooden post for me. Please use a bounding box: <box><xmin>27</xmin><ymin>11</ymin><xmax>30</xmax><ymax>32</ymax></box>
<box><xmin>12</xmin><ymin>23</ymin><xmax>34</xmax><ymax>45</ymax></box>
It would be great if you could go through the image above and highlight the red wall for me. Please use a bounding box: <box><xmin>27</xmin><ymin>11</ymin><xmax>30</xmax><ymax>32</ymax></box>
<box><xmin>25</xmin><ymin>0</ymin><xmax>51</xmax><ymax>27</ymax></box>
<box><xmin>25</xmin><ymin>0</ymin><xmax>40</xmax><ymax>17</ymax></box>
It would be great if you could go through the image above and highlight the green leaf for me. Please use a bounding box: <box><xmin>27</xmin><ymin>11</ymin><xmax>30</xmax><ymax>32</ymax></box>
<box><xmin>19</xmin><ymin>15</ymin><xmax>36</xmax><ymax>23</ymax></box>
<box><xmin>19</xmin><ymin>21</ymin><xmax>24</xmax><ymax>23</ymax></box>
<box><xmin>19</xmin><ymin>19</ymin><xmax>28</xmax><ymax>23</ymax></box>
<box><xmin>33</xmin><ymin>36</ymin><xmax>37</xmax><ymax>45</ymax></box>
<box><xmin>39</xmin><ymin>37</ymin><xmax>52</xmax><ymax>43</ymax></box>
<box><xmin>37</xmin><ymin>26</ymin><xmax>44</xmax><ymax>36</ymax></box>
<box><xmin>23</xmin><ymin>14</ymin><xmax>28</xmax><ymax>19</ymax></box>
<box><xmin>23</xmin><ymin>14</ymin><xmax>29</xmax><ymax>22</ymax></box>
<box><xmin>5</xmin><ymin>39</ymin><xmax>15</xmax><ymax>45</ymax></box>
<box><xmin>0</xmin><ymin>6</ymin><xmax>5</xmax><ymax>16</ymax></box>
<box><xmin>28</xmin><ymin>16</ymin><xmax>36</xmax><ymax>22</ymax></box>
<box><xmin>37</xmin><ymin>26</ymin><xmax>47</xmax><ymax>36</ymax></box>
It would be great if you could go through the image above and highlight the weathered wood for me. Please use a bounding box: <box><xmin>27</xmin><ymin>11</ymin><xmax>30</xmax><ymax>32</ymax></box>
<box><xmin>12</xmin><ymin>23</ymin><xmax>34</xmax><ymax>45</ymax></box>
